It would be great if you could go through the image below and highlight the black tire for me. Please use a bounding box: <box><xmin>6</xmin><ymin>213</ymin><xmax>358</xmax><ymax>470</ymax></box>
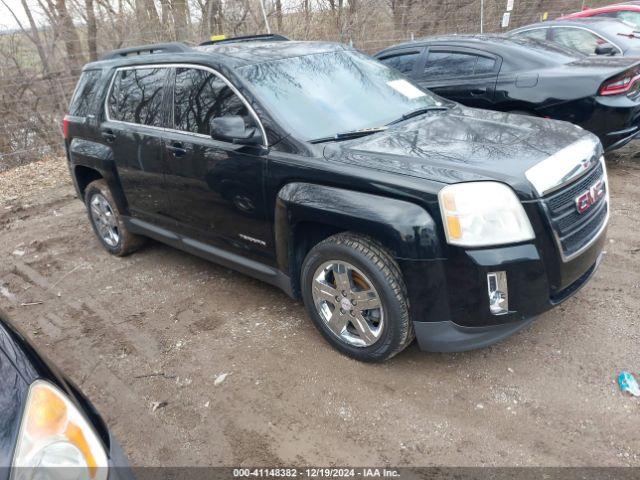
<box><xmin>300</xmin><ymin>232</ymin><xmax>414</xmax><ymax>362</ymax></box>
<box><xmin>84</xmin><ymin>179</ymin><xmax>146</xmax><ymax>256</ymax></box>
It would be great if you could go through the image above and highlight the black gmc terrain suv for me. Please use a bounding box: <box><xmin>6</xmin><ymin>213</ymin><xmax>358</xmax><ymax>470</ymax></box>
<box><xmin>63</xmin><ymin>35</ymin><xmax>609</xmax><ymax>362</ymax></box>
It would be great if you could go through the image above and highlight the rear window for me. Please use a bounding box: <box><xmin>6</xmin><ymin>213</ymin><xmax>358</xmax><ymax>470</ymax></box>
<box><xmin>68</xmin><ymin>70</ymin><xmax>102</xmax><ymax>116</ymax></box>
<box><xmin>107</xmin><ymin>68</ymin><xmax>166</xmax><ymax>126</ymax></box>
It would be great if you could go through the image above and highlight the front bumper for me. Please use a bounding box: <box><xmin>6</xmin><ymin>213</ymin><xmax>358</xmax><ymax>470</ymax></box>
<box><xmin>410</xmin><ymin>251</ymin><xmax>603</xmax><ymax>352</ymax></box>
<box><xmin>400</xmin><ymin>202</ymin><xmax>607</xmax><ymax>352</ymax></box>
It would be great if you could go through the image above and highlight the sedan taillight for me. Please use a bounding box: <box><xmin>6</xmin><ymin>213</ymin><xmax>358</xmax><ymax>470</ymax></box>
<box><xmin>599</xmin><ymin>67</ymin><xmax>640</xmax><ymax>96</ymax></box>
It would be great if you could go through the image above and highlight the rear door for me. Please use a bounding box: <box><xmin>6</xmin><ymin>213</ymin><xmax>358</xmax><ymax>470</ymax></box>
<box><xmin>102</xmin><ymin>66</ymin><xmax>174</xmax><ymax>227</ymax></box>
<box><xmin>415</xmin><ymin>47</ymin><xmax>501</xmax><ymax>109</ymax></box>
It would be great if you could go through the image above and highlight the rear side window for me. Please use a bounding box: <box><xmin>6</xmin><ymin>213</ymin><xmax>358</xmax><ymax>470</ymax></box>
<box><xmin>107</xmin><ymin>68</ymin><xmax>166</xmax><ymax>126</ymax></box>
<box><xmin>69</xmin><ymin>70</ymin><xmax>102</xmax><ymax>117</ymax></box>
<box><xmin>474</xmin><ymin>56</ymin><xmax>497</xmax><ymax>74</ymax></box>
<box><xmin>379</xmin><ymin>51</ymin><xmax>421</xmax><ymax>75</ymax></box>
<box><xmin>424</xmin><ymin>51</ymin><xmax>476</xmax><ymax>78</ymax></box>
<box><xmin>616</xmin><ymin>11</ymin><xmax>640</xmax><ymax>29</ymax></box>
<box><xmin>173</xmin><ymin>67</ymin><xmax>252</xmax><ymax>135</ymax></box>
<box><xmin>551</xmin><ymin>27</ymin><xmax>603</xmax><ymax>55</ymax></box>
<box><xmin>423</xmin><ymin>51</ymin><xmax>495</xmax><ymax>79</ymax></box>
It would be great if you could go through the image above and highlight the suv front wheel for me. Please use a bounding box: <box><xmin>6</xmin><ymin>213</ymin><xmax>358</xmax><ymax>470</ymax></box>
<box><xmin>84</xmin><ymin>179</ymin><xmax>145</xmax><ymax>256</ymax></box>
<box><xmin>301</xmin><ymin>232</ymin><xmax>414</xmax><ymax>362</ymax></box>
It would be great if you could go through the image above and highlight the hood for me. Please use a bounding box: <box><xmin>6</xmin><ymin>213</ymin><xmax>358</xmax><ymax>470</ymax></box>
<box><xmin>323</xmin><ymin>105</ymin><xmax>598</xmax><ymax>199</ymax></box>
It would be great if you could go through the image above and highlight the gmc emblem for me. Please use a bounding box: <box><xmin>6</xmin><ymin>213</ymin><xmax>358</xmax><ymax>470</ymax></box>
<box><xmin>575</xmin><ymin>178</ymin><xmax>605</xmax><ymax>214</ymax></box>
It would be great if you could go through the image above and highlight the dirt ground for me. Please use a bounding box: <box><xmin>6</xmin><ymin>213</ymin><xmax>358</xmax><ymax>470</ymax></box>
<box><xmin>0</xmin><ymin>146</ymin><xmax>639</xmax><ymax>468</ymax></box>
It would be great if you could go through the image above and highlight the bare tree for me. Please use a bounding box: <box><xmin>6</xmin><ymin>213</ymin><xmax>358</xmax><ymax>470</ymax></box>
<box><xmin>85</xmin><ymin>0</ymin><xmax>98</xmax><ymax>60</ymax></box>
<box><xmin>171</xmin><ymin>0</ymin><xmax>190</xmax><ymax>40</ymax></box>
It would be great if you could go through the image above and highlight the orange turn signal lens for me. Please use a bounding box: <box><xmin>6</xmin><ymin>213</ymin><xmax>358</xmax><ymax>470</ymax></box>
<box><xmin>25</xmin><ymin>384</ymin><xmax>68</xmax><ymax>438</ymax></box>
<box><xmin>66</xmin><ymin>422</ymin><xmax>98</xmax><ymax>477</ymax></box>
<box><xmin>446</xmin><ymin>216</ymin><xmax>462</xmax><ymax>240</ymax></box>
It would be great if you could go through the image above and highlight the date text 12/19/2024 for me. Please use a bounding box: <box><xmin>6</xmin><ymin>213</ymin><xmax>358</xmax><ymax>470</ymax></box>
<box><xmin>233</xmin><ymin>468</ymin><xmax>401</xmax><ymax>478</ymax></box>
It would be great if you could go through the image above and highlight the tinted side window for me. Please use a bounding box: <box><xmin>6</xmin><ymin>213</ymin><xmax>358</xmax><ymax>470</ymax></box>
<box><xmin>423</xmin><ymin>51</ymin><xmax>495</xmax><ymax>78</ymax></box>
<box><xmin>69</xmin><ymin>70</ymin><xmax>102</xmax><ymax>116</ymax></box>
<box><xmin>107</xmin><ymin>68</ymin><xmax>166</xmax><ymax>126</ymax></box>
<box><xmin>552</xmin><ymin>27</ymin><xmax>601</xmax><ymax>55</ymax></box>
<box><xmin>379</xmin><ymin>52</ymin><xmax>421</xmax><ymax>75</ymax></box>
<box><xmin>423</xmin><ymin>51</ymin><xmax>477</xmax><ymax>78</ymax></box>
<box><xmin>616</xmin><ymin>11</ymin><xmax>640</xmax><ymax>29</ymax></box>
<box><xmin>173</xmin><ymin>67</ymin><xmax>251</xmax><ymax>135</ymax></box>
<box><xmin>515</xmin><ymin>28</ymin><xmax>548</xmax><ymax>41</ymax></box>
<box><xmin>474</xmin><ymin>56</ymin><xmax>497</xmax><ymax>74</ymax></box>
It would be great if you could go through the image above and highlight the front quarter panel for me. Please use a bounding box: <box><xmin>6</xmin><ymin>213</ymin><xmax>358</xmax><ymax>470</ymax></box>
<box><xmin>275</xmin><ymin>182</ymin><xmax>443</xmax><ymax>271</ymax></box>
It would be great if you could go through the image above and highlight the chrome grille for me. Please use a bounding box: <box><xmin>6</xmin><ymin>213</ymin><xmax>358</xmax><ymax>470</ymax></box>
<box><xmin>542</xmin><ymin>162</ymin><xmax>608</xmax><ymax>260</ymax></box>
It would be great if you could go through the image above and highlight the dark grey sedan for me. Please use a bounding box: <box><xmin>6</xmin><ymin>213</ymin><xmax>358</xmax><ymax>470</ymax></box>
<box><xmin>508</xmin><ymin>17</ymin><xmax>640</xmax><ymax>56</ymax></box>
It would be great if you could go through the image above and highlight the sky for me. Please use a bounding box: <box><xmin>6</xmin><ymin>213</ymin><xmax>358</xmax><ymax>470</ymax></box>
<box><xmin>0</xmin><ymin>0</ymin><xmax>45</xmax><ymax>31</ymax></box>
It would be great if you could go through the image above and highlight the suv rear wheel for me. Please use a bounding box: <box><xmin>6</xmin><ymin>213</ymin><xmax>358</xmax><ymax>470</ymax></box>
<box><xmin>301</xmin><ymin>232</ymin><xmax>414</xmax><ymax>362</ymax></box>
<box><xmin>84</xmin><ymin>179</ymin><xmax>145</xmax><ymax>256</ymax></box>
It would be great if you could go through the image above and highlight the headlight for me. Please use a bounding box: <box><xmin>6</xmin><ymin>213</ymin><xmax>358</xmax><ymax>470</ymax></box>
<box><xmin>438</xmin><ymin>182</ymin><xmax>534</xmax><ymax>247</ymax></box>
<box><xmin>11</xmin><ymin>380</ymin><xmax>108</xmax><ymax>480</ymax></box>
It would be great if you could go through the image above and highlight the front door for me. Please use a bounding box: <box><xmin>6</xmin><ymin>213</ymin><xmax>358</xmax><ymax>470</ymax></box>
<box><xmin>162</xmin><ymin>66</ymin><xmax>272</xmax><ymax>264</ymax></box>
<box><xmin>102</xmin><ymin>66</ymin><xmax>173</xmax><ymax>227</ymax></box>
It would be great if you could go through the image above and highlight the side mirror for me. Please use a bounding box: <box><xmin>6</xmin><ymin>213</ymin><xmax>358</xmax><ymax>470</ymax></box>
<box><xmin>210</xmin><ymin>115</ymin><xmax>262</xmax><ymax>145</ymax></box>
<box><xmin>595</xmin><ymin>43</ymin><xmax>617</xmax><ymax>56</ymax></box>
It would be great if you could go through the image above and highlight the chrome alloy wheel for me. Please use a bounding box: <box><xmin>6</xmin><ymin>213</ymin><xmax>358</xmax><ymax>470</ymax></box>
<box><xmin>89</xmin><ymin>194</ymin><xmax>120</xmax><ymax>247</ymax></box>
<box><xmin>311</xmin><ymin>261</ymin><xmax>384</xmax><ymax>347</ymax></box>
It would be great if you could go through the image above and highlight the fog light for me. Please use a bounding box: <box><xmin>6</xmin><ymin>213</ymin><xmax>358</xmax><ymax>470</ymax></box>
<box><xmin>487</xmin><ymin>271</ymin><xmax>508</xmax><ymax>315</ymax></box>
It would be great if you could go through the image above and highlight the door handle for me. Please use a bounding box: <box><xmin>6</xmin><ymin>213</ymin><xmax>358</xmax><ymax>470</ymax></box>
<box><xmin>166</xmin><ymin>142</ymin><xmax>187</xmax><ymax>157</ymax></box>
<box><xmin>470</xmin><ymin>88</ymin><xmax>487</xmax><ymax>96</ymax></box>
<box><xmin>101</xmin><ymin>129</ymin><xmax>116</xmax><ymax>143</ymax></box>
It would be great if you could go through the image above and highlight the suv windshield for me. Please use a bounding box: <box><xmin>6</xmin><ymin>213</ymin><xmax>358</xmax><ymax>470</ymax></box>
<box><xmin>238</xmin><ymin>50</ymin><xmax>444</xmax><ymax>141</ymax></box>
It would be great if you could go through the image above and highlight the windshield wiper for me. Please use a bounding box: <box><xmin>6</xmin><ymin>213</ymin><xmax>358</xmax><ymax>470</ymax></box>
<box><xmin>309</xmin><ymin>126</ymin><xmax>387</xmax><ymax>144</ymax></box>
<box><xmin>386</xmin><ymin>106</ymin><xmax>449</xmax><ymax>126</ymax></box>
<box><xmin>618</xmin><ymin>32</ymin><xmax>640</xmax><ymax>39</ymax></box>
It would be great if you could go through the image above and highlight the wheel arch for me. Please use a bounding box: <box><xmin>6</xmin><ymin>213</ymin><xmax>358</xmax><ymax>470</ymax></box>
<box><xmin>275</xmin><ymin>182</ymin><xmax>443</xmax><ymax>298</ymax></box>
<box><xmin>68</xmin><ymin>138</ymin><xmax>128</xmax><ymax>215</ymax></box>
<box><xmin>73</xmin><ymin>165</ymin><xmax>103</xmax><ymax>199</ymax></box>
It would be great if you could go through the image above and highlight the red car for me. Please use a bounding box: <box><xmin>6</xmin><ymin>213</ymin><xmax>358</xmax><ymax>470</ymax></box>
<box><xmin>559</xmin><ymin>3</ymin><xmax>640</xmax><ymax>30</ymax></box>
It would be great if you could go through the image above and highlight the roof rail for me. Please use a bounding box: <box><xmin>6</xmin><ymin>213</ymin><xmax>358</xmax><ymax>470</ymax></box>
<box><xmin>199</xmin><ymin>34</ymin><xmax>289</xmax><ymax>47</ymax></box>
<box><xmin>100</xmin><ymin>42</ymin><xmax>192</xmax><ymax>60</ymax></box>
